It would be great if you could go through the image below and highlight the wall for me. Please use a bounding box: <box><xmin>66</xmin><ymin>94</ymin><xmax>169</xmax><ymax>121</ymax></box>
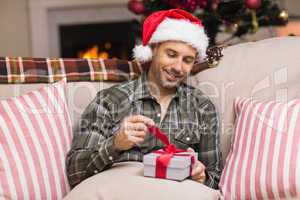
<box><xmin>0</xmin><ymin>0</ymin><xmax>31</xmax><ymax>56</ymax></box>
<box><xmin>282</xmin><ymin>0</ymin><xmax>300</xmax><ymax>16</ymax></box>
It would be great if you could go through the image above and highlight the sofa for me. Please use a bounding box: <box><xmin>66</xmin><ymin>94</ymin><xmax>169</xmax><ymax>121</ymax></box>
<box><xmin>0</xmin><ymin>36</ymin><xmax>299</xmax><ymax>200</ymax></box>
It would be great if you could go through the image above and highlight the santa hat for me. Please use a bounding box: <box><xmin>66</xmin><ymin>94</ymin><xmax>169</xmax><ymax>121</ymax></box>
<box><xmin>133</xmin><ymin>9</ymin><xmax>209</xmax><ymax>63</ymax></box>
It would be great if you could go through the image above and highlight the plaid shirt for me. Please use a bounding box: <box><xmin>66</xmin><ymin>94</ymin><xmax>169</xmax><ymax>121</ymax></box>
<box><xmin>66</xmin><ymin>72</ymin><xmax>222</xmax><ymax>189</ymax></box>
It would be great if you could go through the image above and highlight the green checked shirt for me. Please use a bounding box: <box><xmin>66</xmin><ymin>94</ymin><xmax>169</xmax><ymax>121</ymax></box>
<box><xmin>66</xmin><ymin>72</ymin><xmax>222</xmax><ymax>189</ymax></box>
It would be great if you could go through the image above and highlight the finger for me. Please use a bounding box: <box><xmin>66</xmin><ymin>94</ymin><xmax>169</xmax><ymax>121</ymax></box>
<box><xmin>192</xmin><ymin>169</ymin><xmax>205</xmax><ymax>178</ymax></box>
<box><xmin>200</xmin><ymin>171</ymin><xmax>206</xmax><ymax>177</ymax></box>
<box><xmin>125</xmin><ymin>122</ymin><xmax>148</xmax><ymax>132</ymax></box>
<box><xmin>129</xmin><ymin>130</ymin><xmax>146</xmax><ymax>138</ymax></box>
<box><xmin>191</xmin><ymin>163</ymin><xmax>205</xmax><ymax>177</ymax></box>
<box><xmin>194</xmin><ymin>160</ymin><xmax>206</xmax><ymax>169</ymax></box>
<box><xmin>191</xmin><ymin>163</ymin><xmax>199</xmax><ymax>177</ymax></box>
<box><xmin>194</xmin><ymin>174</ymin><xmax>206</xmax><ymax>183</ymax></box>
<box><xmin>192</xmin><ymin>174</ymin><xmax>202</xmax><ymax>181</ymax></box>
<box><xmin>195</xmin><ymin>171</ymin><xmax>206</xmax><ymax>182</ymax></box>
<box><xmin>124</xmin><ymin>129</ymin><xmax>146</xmax><ymax>138</ymax></box>
<box><xmin>187</xmin><ymin>147</ymin><xmax>195</xmax><ymax>152</ymax></box>
<box><xmin>192</xmin><ymin>169</ymin><xmax>205</xmax><ymax>180</ymax></box>
<box><xmin>191</xmin><ymin>167</ymin><xmax>199</xmax><ymax>177</ymax></box>
<box><xmin>129</xmin><ymin>135</ymin><xmax>145</xmax><ymax>144</ymax></box>
<box><xmin>128</xmin><ymin>115</ymin><xmax>155</xmax><ymax>126</ymax></box>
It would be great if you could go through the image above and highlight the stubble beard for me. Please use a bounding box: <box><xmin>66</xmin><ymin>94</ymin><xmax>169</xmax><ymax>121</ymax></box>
<box><xmin>156</xmin><ymin>68</ymin><xmax>179</xmax><ymax>89</ymax></box>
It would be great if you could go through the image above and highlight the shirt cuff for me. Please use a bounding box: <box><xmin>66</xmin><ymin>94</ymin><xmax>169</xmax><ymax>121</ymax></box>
<box><xmin>204</xmin><ymin>170</ymin><xmax>212</xmax><ymax>184</ymax></box>
<box><xmin>98</xmin><ymin>135</ymin><xmax>121</xmax><ymax>164</ymax></box>
<box><xmin>203</xmin><ymin>170</ymin><xmax>217</xmax><ymax>189</ymax></box>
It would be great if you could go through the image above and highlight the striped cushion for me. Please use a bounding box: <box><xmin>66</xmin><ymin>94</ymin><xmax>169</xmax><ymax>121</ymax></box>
<box><xmin>219</xmin><ymin>97</ymin><xmax>300</xmax><ymax>199</ymax></box>
<box><xmin>0</xmin><ymin>79</ymin><xmax>72</xmax><ymax>199</ymax></box>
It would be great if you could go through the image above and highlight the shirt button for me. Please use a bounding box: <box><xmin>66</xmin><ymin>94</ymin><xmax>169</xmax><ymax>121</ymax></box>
<box><xmin>94</xmin><ymin>170</ymin><xmax>98</xmax><ymax>174</ymax></box>
<box><xmin>186</xmin><ymin>137</ymin><xmax>190</xmax><ymax>141</ymax></box>
<box><xmin>108</xmin><ymin>156</ymin><xmax>113</xmax><ymax>161</ymax></box>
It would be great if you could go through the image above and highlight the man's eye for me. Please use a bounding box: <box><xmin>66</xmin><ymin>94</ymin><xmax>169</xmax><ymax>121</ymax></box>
<box><xmin>184</xmin><ymin>58</ymin><xmax>194</xmax><ymax>64</ymax></box>
<box><xmin>167</xmin><ymin>52</ymin><xmax>176</xmax><ymax>57</ymax></box>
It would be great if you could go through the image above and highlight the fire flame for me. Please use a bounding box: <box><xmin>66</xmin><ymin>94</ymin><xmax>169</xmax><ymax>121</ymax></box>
<box><xmin>78</xmin><ymin>45</ymin><xmax>109</xmax><ymax>59</ymax></box>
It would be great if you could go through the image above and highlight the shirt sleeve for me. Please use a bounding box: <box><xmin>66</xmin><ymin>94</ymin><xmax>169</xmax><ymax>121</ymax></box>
<box><xmin>66</xmin><ymin>90</ymin><xmax>122</xmax><ymax>188</ymax></box>
<box><xmin>196</xmin><ymin>100</ymin><xmax>222</xmax><ymax>189</ymax></box>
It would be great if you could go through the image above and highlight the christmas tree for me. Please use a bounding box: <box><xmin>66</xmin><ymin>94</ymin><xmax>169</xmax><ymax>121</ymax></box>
<box><xmin>128</xmin><ymin>0</ymin><xmax>289</xmax><ymax>46</ymax></box>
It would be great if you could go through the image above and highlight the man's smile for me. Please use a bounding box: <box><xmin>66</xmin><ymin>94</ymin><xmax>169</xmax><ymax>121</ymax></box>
<box><xmin>163</xmin><ymin>69</ymin><xmax>182</xmax><ymax>81</ymax></box>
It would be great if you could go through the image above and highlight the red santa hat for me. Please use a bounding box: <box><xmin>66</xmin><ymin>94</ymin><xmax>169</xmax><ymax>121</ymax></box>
<box><xmin>133</xmin><ymin>9</ymin><xmax>209</xmax><ymax>63</ymax></box>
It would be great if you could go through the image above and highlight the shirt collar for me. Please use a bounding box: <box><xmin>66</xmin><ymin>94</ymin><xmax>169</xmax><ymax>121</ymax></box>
<box><xmin>133</xmin><ymin>72</ymin><xmax>186</xmax><ymax>102</ymax></box>
<box><xmin>133</xmin><ymin>72</ymin><xmax>153</xmax><ymax>101</ymax></box>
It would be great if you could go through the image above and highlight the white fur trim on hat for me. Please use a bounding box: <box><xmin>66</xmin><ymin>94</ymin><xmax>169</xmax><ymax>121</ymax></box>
<box><xmin>133</xmin><ymin>44</ymin><xmax>152</xmax><ymax>62</ymax></box>
<box><xmin>133</xmin><ymin>18</ymin><xmax>209</xmax><ymax>63</ymax></box>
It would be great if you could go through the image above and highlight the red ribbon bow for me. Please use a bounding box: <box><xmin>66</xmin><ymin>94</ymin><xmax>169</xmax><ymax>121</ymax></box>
<box><xmin>147</xmin><ymin>125</ymin><xmax>195</xmax><ymax>179</ymax></box>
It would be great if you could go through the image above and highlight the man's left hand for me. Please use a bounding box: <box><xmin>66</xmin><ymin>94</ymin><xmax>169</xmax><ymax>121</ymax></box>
<box><xmin>187</xmin><ymin>148</ymin><xmax>206</xmax><ymax>183</ymax></box>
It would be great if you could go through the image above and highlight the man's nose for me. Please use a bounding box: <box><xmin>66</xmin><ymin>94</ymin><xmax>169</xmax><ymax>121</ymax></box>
<box><xmin>172</xmin><ymin>58</ymin><xmax>183</xmax><ymax>73</ymax></box>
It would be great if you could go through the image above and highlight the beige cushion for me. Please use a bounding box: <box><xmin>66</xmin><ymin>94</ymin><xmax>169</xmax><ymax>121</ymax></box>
<box><xmin>63</xmin><ymin>162</ymin><xmax>220</xmax><ymax>200</ymax></box>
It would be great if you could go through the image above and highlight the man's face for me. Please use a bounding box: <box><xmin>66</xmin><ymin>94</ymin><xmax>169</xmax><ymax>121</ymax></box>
<box><xmin>150</xmin><ymin>41</ymin><xmax>197</xmax><ymax>89</ymax></box>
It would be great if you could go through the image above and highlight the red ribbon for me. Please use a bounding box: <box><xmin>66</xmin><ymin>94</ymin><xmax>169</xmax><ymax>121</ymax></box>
<box><xmin>147</xmin><ymin>125</ymin><xmax>195</xmax><ymax>179</ymax></box>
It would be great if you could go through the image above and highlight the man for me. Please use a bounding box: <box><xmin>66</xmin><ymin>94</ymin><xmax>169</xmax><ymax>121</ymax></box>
<box><xmin>66</xmin><ymin>9</ymin><xmax>222</xmax><ymax>189</ymax></box>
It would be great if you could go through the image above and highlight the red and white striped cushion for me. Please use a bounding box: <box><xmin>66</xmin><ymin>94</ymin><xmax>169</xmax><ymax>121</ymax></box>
<box><xmin>220</xmin><ymin>97</ymin><xmax>300</xmax><ymax>199</ymax></box>
<box><xmin>0</xmin><ymin>79</ymin><xmax>72</xmax><ymax>199</ymax></box>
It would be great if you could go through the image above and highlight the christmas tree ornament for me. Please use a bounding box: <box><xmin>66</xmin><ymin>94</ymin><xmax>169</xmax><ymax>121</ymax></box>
<box><xmin>250</xmin><ymin>10</ymin><xmax>259</xmax><ymax>33</ymax></box>
<box><xmin>225</xmin><ymin>22</ymin><xmax>239</xmax><ymax>33</ymax></box>
<box><xmin>197</xmin><ymin>0</ymin><xmax>208</xmax><ymax>9</ymax></box>
<box><xmin>245</xmin><ymin>0</ymin><xmax>261</xmax><ymax>10</ymax></box>
<box><xmin>128</xmin><ymin>0</ymin><xmax>146</xmax><ymax>15</ymax></box>
<box><xmin>279</xmin><ymin>10</ymin><xmax>289</xmax><ymax>22</ymax></box>
<box><xmin>183</xmin><ymin>0</ymin><xmax>198</xmax><ymax>12</ymax></box>
<box><xmin>211</xmin><ymin>0</ymin><xmax>220</xmax><ymax>11</ymax></box>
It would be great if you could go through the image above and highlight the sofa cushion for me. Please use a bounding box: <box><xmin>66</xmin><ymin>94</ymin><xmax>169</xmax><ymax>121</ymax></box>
<box><xmin>64</xmin><ymin>162</ymin><xmax>220</xmax><ymax>200</ymax></box>
<box><xmin>219</xmin><ymin>97</ymin><xmax>300</xmax><ymax>199</ymax></box>
<box><xmin>191</xmin><ymin>36</ymin><xmax>300</xmax><ymax>162</ymax></box>
<box><xmin>0</xmin><ymin>79</ymin><xmax>72</xmax><ymax>199</ymax></box>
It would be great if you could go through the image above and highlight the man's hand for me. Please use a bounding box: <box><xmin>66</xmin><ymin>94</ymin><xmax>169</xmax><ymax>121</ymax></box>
<box><xmin>188</xmin><ymin>148</ymin><xmax>206</xmax><ymax>183</ymax></box>
<box><xmin>113</xmin><ymin>115</ymin><xmax>155</xmax><ymax>151</ymax></box>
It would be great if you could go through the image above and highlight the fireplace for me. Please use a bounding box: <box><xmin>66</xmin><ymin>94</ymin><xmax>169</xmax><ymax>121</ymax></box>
<box><xmin>59</xmin><ymin>21</ymin><xmax>137</xmax><ymax>59</ymax></box>
<box><xmin>28</xmin><ymin>0</ymin><xmax>140</xmax><ymax>58</ymax></box>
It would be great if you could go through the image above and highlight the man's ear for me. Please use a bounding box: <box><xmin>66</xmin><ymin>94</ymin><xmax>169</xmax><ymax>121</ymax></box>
<box><xmin>150</xmin><ymin>43</ymin><xmax>159</xmax><ymax>55</ymax></box>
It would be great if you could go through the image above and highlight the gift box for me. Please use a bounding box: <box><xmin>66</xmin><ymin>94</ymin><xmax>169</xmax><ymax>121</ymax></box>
<box><xmin>143</xmin><ymin>125</ymin><xmax>198</xmax><ymax>181</ymax></box>
<box><xmin>143</xmin><ymin>151</ymin><xmax>197</xmax><ymax>181</ymax></box>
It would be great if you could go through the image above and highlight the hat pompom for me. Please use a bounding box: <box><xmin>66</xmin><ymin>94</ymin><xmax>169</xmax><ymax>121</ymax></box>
<box><xmin>133</xmin><ymin>45</ymin><xmax>152</xmax><ymax>63</ymax></box>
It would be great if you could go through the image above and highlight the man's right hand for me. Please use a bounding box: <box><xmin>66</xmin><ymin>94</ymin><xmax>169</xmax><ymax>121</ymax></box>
<box><xmin>113</xmin><ymin>115</ymin><xmax>155</xmax><ymax>151</ymax></box>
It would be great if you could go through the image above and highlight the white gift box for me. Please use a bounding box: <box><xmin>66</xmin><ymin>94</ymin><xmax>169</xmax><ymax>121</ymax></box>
<box><xmin>143</xmin><ymin>151</ymin><xmax>198</xmax><ymax>181</ymax></box>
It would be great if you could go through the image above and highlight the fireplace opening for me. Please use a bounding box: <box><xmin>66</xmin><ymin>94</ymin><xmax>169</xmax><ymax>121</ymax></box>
<box><xmin>59</xmin><ymin>21</ymin><xmax>137</xmax><ymax>59</ymax></box>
